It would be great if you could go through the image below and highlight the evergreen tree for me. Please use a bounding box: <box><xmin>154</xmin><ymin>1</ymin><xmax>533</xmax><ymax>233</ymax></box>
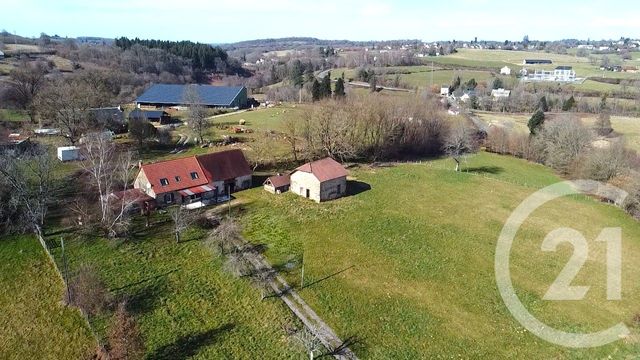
<box><xmin>334</xmin><ymin>78</ymin><xmax>346</xmax><ymax>98</ymax></box>
<box><xmin>321</xmin><ymin>72</ymin><xmax>332</xmax><ymax>98</ymax></box>
<box><xmin>538</xmin><ymin>96</ymin><xmax>549</xmax><ymax>112</ymax></box>
<box><xmin>465</xmin><ymin>78</ymin><xmax>477</xmax><ymax>90</ymax></box>
<box><xmin>449</xmin><ymin>76</ymin><xmax>461</xmax><ymax>94</ymax></box>
<box><xmin>311</xmin><ymin>79</ymin><xmax>321</xmax><ymax>101</ymax></box>
<box><xmin>528</xmin><ymin>110</ymin><xmax>546</xmax><ymax>135</ymax></box>
<box><xmin>290</xmin><ymin>60</ymin><xmax>304</xmax><ymax>87</ymax></box>
<box><xmin>369</xmin><ymin>75</ymin><xmax>377</xmax><ymax>92</ymax></box>
<box><xmin>492</xmin><ymin>77</ymin><xmax>504</xmax><ymax>90</ymax></box>
<box><xmin>470</xmin><ymin>95</ymin><xmax>479</xmax><ymax>110</ymax></box>
<box><xmin>600</xmin><ymin>94</ymin><xmax>608</xmax><ymax>110</ymax></box>
<box><xmin>562</xmin><ymin>96</ymin><xmax>576</xmax><ymax>111</ymax></box>
<box><xmin>304</xmin><ymin>68</ymin><xmax>314</xmax><ymax>83</ymax></box>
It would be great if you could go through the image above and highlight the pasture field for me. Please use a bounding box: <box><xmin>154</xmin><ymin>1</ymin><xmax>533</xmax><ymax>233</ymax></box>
<box><xmin>237</xmin><ymin>152</ymin><xmax>640</xmax><ymax>358</ymax></box>
<box><xmin>0</xmin><ymin>236</ymin><xmax>95</xmax><ymax>360</ymax></box>
<box><xmin>329</xmin><ymin>66</ymin><xmax>494</xmax><ymax>89</ymax></box>
<box><xmin>47</xmin><ymin>216</ymin><xmax>303</xmax><ymax>359</ymax></box>
<box><xmin>475</xmin><ymin>111</ymin><xmax>640</xmax><ymax>152</ymax></box>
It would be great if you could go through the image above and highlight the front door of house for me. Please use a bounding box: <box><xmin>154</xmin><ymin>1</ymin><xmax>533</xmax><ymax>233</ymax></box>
<box><xmin>306</xmin><ymin>189</ymin><xmax>310</xmax><ymax>198</ymax></box>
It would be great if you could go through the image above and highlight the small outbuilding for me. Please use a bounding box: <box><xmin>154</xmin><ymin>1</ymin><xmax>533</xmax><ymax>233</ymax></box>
<box><xmin>57</xmin><ymin>146</ymin><xmax>81</xmax><ymax>161</ymax></box>
<box><xmin>500</xmin><ymin>66</ymin><xmax>511</xmax><ymax>75</ymax></box>
<box><xmin>129</xmin><ymin>109</ymin><xmax>171</xmax><ymax>124</ymax></box>
<box><xmin>263</xmin><ymin>174</ymin><xmax>290</xmax><ymax>194</ymax></box>
<box><xmin>290</xmin><ymin>158</ymin><xmax>347</xmax><ymax>203</ymax></box>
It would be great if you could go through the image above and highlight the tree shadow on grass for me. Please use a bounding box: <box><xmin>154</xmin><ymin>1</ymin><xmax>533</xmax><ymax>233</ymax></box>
<box><xmin>124</xmin><ymin>278</ymin><xmax>168</xmax><ymax>315</ymax></box>
<box><xmin>465</xmin><ymin>166</ymin><xmax>504</xmax><ymax>175</ymax></box>
<box><xmin>345</xmin><ymin>180</ymin><xmax>371</xmax><ymax>197</ymax></box>
<box><xmin>147</xmin><ymin>323</ymin><xmax>235</xmax><ymax>360</ymax></box>
<box><xmin>318</xmin><ymin>335</ymin><xmax>365</xmax><ymax>359</ymax></box>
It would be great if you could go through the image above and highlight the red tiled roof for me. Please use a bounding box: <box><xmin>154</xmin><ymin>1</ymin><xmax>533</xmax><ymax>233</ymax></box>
<box><xmin>140</xmin><ymin>156</ymin><xmax>207</xmax><ymax>193</ymax></box>
<box><xmin>110</xmin><ymin>188</ymin><xmax>155</xmax><ymax>203</ymax></box>
<box><xmin>196</xmin><ymin>149</ymin><xmax>251</xmax><ymax>182</ymax></box>
<box><xmin>265</xmin><ymin>174</ymin><xmax>290</xmax><ymax>188</ymax></box>
<box><xmin>293</xmin><ymin>158</ymin><xmax>347</xmax><ymax>182</ymax></box>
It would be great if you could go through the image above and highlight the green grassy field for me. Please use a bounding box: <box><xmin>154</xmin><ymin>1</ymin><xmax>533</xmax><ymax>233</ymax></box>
<box><xmin>47</xmin><ymin>216</ymin><xmax>304</xmax><ymax>359</ymax></box>
<box><xmin>426</xmin><ymin>49</ymin><xmax>640</xmax><ymax>94</ymax></box>
<box><xmin>237</xmin><ymin>152</ymin><xmax>640</xmax><ymax>358</ymax></box>
<box><xmin>329</xmin><ymin>66</ymin><xmax>494</xmax><ymax>89</ymax></box>
<box><xmin>0</xmin><ymin>236</ymin><xmax>96</xmax><ymax>360</ymax></box>
<box><xmin>0</xmin><ymin>109</ymin><xmax>29</xmax><ymax>122</ymax></box>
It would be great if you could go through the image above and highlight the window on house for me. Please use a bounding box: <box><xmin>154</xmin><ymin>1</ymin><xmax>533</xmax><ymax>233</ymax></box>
<box><xmin>160</xmin><ymin>178</ymin><xmax>169</xmax><ymax>186</ymax></box>
<box><xmin>175</xmin><ymin>176</ymin><xmax>181</xmax><ymax>182</ymax></box>
<box><xmin>164</xmin><ymin>193</ymin><xmax>174</xmax><ymax>203</ymax></box>
<box><xmin>190</xmin><ymin>172</ymin><xmax>199</xmax><ymax>180</ymax></box>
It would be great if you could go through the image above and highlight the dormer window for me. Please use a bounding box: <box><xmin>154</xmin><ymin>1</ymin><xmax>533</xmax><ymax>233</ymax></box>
<box><xmin>160</xmin><ymin>178</ymin><xmax>169</xmax><ymax>186</ymax></box>
<box><xmin>190</xmin><ymin>172</ymin><xmax>199</xmax><ymax>180</ymax></box>
<box><xmin>175</xmin><ymin>176</ymin><xmax>181</xmax><ymax>182</ymax></box>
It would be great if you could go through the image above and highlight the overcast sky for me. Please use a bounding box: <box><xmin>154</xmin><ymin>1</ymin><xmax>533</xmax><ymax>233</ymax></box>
<box><xmin>3</xmin><ymin>0</ymin><xmax>639</xmax><ymax>43</ymax></box>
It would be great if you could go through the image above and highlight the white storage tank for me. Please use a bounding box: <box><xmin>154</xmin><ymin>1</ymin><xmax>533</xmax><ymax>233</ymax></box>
<box><xmin>57</xmin><ymin>146</ymin><xmax>81</xmax><ymax>161</ymax></box>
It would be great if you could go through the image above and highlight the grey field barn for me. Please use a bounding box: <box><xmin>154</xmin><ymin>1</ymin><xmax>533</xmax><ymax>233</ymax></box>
<box><xmin>135</xmin><ymin>84</ymin><xmax>248</xmax><ymax>108</ymax></box>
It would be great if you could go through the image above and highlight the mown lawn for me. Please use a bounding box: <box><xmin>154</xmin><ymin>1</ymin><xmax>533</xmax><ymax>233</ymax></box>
<box><xmin>48</xmin><ymin>216</ymin><xmax>304</xmax><ymax>359</ymax></box>
<box><xmin>0</xmin><ymin>236</ymin><xmax>95</xmax><ymax>360</ymax></box>
<box><xmin>237</xmin><ymin>152</ymin><xmax>640</xmax><ymax>358</ymax></box>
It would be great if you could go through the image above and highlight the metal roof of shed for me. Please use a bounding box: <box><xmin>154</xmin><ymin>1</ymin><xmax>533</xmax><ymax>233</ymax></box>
<box><xmin>136</xmin><ymin>84</ymin><xmax>245</xmax><ymax>107</ymax></box>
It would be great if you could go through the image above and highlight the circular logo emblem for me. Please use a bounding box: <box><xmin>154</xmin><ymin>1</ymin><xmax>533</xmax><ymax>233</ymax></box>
<box><xmin>495</xmin><ymin>180</ymin><xmax>630</xmax><ymax>348</ymax></box>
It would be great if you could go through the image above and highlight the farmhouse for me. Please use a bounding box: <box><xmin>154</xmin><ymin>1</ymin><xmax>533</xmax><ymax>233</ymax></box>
<box><xmin>440</xmin><ymin>86</ymin><xmax>449</xmax><ymax>96</ymax></box>
<box><xmin>523</xmin><ymin>59</ymin><xmax>552</xmax><ymax>65</ymax></box>
<box><xmin>129</xmin><ymin>109</ymin><xmax>171</xmax><ymax>124</ymax></box>
<box><xmin>134</xmin><ymin>149</ymin><xmax>252</xmax><ymax>208</ymax></box>
<box><xmin>500</xmin><ymin>66</ymin><xmax>511</xmax><ymax>75</ymax></box>
<box><xmin>290</xmin><ymin>158</ymin><xmax>347</xmax><ymax>202</ymax></box>
<box><xmin>263</xmin><ymin>173</ymin><xmax>290</xmax><ymax>194</ymax></box>
<box><xmin>136</xmin><ymin>84</ymin><xmax>248</xmax><ymax>109</ymax></box>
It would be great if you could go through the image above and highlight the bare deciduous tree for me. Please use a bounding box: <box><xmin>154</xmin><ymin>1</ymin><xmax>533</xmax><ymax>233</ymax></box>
<box><xmin>443</xmin><ymin>124</ymin><xmax>479</xmax><ymax>172</ymax></box>
<box><xmin>0</xmin><ymin>145</ymin><xmax>56</xmax><ymax>237</ymax></box>
<box><xmin>536</xmin><ymin>117</ymin><xmax>593</xmax><ymax>175</ymax></box>
<box><xmin>35</xmin><ymin>79</ymin><xmax>106</xmax><ymax>145</ymax></box>
<box><xmin>283</xmin><ymin>116</ymin><xmax>300</xmax><ymax>162</ymax></box>
<box><xmin>6</xmin><ymin>62</ymin><xmax>47</xmax><ymax>123</ymax></box>
<box><xmin>209</xmin><ymin>216</ymin><xmax>241</xmax><ymax>255</ymax></box>
<box><xmin>250</xmin><ymin>132</ymin><xmax>278</xmax><ymax>170</ymax></box>
<box><xmin>67</xmin><ymin>264</ymin><xmax>110</xmax><ymax>317</ymax></box>
<box><xmin>168</xmin><ymin>206</ymin><xmax>196</xmax><ymax>243</ymax></box>
<box><xmin>183</xmin><ymin>85</ymin><xmax>208</xmax><ymax>144</ymax></box>
<box><xmin>292</xmin><ymin>327</ymin><xmax>323</xmax><ymax>360</ymax></box>
<box><xmin>81</xmin><ymin>135</ymin><xmax>137</xmax><ymax>237</ymax></box>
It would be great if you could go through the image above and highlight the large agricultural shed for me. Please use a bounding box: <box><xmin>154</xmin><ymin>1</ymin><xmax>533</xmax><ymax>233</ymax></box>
<box><xmin>135</xmin><ymin>84</ymin><xmax>248</xmax><ymax>108</ymax></box>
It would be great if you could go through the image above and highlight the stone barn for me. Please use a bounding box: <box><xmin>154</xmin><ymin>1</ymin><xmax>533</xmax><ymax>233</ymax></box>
<box><xmin>290</xmin><ymin>158</ymin><xmax>347</xmax><ymax>202</ymax></box>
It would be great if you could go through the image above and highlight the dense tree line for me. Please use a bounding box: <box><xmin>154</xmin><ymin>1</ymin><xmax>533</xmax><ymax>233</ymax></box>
<box><xmin>114</xmin><ymin>37</ymin><xmax>244</xmax><ymax>75</ymax></box>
